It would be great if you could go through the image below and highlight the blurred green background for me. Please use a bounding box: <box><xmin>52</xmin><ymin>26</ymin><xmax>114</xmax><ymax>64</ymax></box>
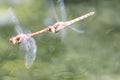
<box><xmin>0</xmin><ymin>0</ymin><xmax>120</xmax><ymax>80</ymax></box>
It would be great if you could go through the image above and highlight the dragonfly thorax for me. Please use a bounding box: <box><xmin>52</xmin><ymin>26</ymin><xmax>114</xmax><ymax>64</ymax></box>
<box><xmin>48</xmin><ymin>22</ymin><xmax>66</xmax><ymax>33</ymax></box>
<box><xmin>53</xmin><ymin>22</ymin><xmax>66</xmax><ymax>32</ymax></box>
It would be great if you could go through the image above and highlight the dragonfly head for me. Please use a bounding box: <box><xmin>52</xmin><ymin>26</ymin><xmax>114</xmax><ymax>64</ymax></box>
<box><xmin>9</xmin><ymin>35</ymin><xmax>22</xmax><ymax>44</ymax></box>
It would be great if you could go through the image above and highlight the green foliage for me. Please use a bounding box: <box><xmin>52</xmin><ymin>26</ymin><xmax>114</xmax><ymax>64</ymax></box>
<box><xmin>0</xmin><ymin>0</ymin><xmax>120</xmax><ymax>80</ymax></box>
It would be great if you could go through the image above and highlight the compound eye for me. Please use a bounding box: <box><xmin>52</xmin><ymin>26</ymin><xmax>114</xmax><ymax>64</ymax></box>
<box><xmin>16</xmin><ymin>37</ymin><xmax>22</xmax><ymax>44</ymax></box>
<box><xmin>9</xmin><ymin>38</ymin><xmax>13</xmax><ymax>44</ymax></box>
<box><xmin>16</xmin><ymin>37</ymin><xmax>20</xmax><ymax>41</ymax></box>
<box><xmin>9</xmin><ymin>37</ymin><xmax>16</xmax><ymax>44</ymax></box>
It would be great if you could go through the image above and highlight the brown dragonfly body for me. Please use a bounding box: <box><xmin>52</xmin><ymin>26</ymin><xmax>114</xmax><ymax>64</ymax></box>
<box><xmin>9</xmin><ymin>11</ymin><xmax>95</xmax><ymax>44</ymax></box>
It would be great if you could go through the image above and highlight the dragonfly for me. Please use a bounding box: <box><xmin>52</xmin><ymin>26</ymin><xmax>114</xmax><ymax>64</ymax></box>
<box><xmin>57</xmin><ymin>0</ymin><xmax>86</xmax><ymax>33</ymax></box>
<box><xmin>9</xmin><ymin>8</ymin><xmax>94</xmax><ymax>68</ymax></box>
<box><xmin>8</xmin><ymin>8</ymin><xmax>37</xmax><ymax>69</ymax></box>
<box><xmin>45</xmin><ymin>0</ymin><xmax>86</xmax><ymax>41</ymax></box>
<box><xmin>9</xmin><ymin>11</ymin><xmax>95</xmax><ymax>43</ymax></box>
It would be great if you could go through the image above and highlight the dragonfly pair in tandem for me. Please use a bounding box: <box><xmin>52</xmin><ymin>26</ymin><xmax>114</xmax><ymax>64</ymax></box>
<box><xmin>8</xmin><ymin>8</ymin><xmax>95</xmax><ymax>68</ymax></box>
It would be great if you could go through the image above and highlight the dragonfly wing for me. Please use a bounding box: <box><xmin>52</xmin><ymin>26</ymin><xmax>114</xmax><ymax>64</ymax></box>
<box><xmin>58</xmin><ymin>0</ymin><xmax>67</xmax><ymax>40</ymax></box>
<box><xmin>61</xmin><ymin>29</ymin><xmax>67</xmax><ymax>41</ymax></box>
<box><xmin>20</xmin><ymin>37</ymin><xmax>37</xmax><ymax>68</ymax></box>
<box><xmin>58</xmin><ymin>0</ymin><xmax>67</xmax><ymax>21</ymax></box>
<box><xmin>8</xmin><ymin>8</ymin><xmax>23</xmax><ymax>34</ymax></box>
<box><xmin>69</xmin><ymin>27</ymin><xmax>84</xmax><ymax>33</ymax></box>
<box><xmin>44</xmin><ymin>0</ymin><xmax>59</xmax><ymax>26</ymax></box>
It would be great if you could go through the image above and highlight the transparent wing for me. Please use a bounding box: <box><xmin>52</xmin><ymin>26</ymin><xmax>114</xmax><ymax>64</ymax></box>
<box><xmin>20</xmin><ymin>37</ymin><xmax>37</xmax><ymax>68</ymax></box>
<box><xmin>8</xmin><ymin>8</ymin><xmax>37</xmax><ymax>68</ymax></box>
<box><xmin>57</xmin><ymin>0</ymin><xmax>67</xmax><ymax>40</ymax></box>
<box><xmin>58</xmin><ymin>0</ymin><xmax>85</xmax><ymax>34</ymax></box>
<box><xmin>51</xmin><ymin>0</ymin><xmax>59</xmax><ymax>22</ymax></box>
<box><xmin>69</xmin><ymin>27</ymin><xmax>84</xmax><ymax>33</ymax></box>
<box><xmin>44</xmin><ymin>0</ymin><xmax>59</xmax><ymax>26</ymax></box>
<box><xmin>8</xmin><ymin>8</ymin><xmax>23</xmax><ymax>34</ymax></box>
<box><xmin>58</xmin><ymin>0</ymin><xmax>67</xmax><ymax>21</ymax></box>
